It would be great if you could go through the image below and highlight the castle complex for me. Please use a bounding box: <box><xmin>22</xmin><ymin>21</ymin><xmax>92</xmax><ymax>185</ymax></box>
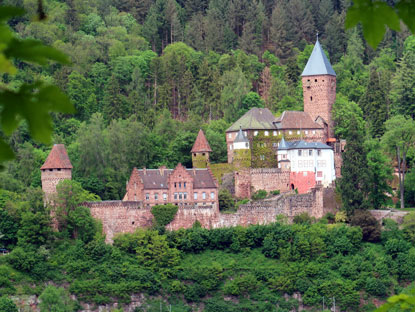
<box><xmin>41</xmin><ymin>39</ymin><xmax>341</xmax><ymax>242</ymax></box>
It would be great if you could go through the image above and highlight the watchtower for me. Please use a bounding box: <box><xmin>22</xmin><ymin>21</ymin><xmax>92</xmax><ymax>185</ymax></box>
<box><xmin>41</xmin><ymin>144</ymin><xmax>72</xmax><ymax>202</ymax></box>
<box><xmin>302</xmin><ymin>38</ymin><xmax>336</xmax><ymax>139</ymax></box>
<box><xmin>191</xmin><ymin>129</ymin><xmax>212</xmax><ymax>168</ymax></box>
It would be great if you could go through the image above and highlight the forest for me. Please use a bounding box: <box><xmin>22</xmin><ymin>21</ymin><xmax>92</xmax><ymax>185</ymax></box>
<box><xmin>1</xmin><ymin>0</ymin><xmax>415</xmax><ymax>310</ymax></box>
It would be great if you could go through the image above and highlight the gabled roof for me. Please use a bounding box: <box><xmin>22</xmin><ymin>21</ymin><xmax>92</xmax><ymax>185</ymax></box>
<box><xmin>41</xmin><ymin>144</ymin><xmax>73</xmax><ymax>169</ymax></box>
<box><xmin>191</xmin><ymin>129</ymin><xmax>212</xmax><ymax>153</ymax></box>
<box><xmin>301</xmin><ymin>39</ymin><xmax>336</xmax><ymax>77</ymax></box>
<box><xmin>135</xmin><ymin>167</ymin><xmax>217</xmax><ymax>189</ymax></box>
<box><xmin>227</xmin><ymin>108</ymin><xmax>276</xmax><ymax>132</ymax></box>
<box><xmin>233</xmin><ymin>127</ymin><xmax>248</xmax><ymax>143</ymax></box>
<box><xmin>278</xmin><ymin>140</ymin><xmax>332</xmax><ymax>150</ymax></box>
<box><xmin>274</xmin><ymin>111</ymin><xmax>323</xmax><ymax>130</ymax></box>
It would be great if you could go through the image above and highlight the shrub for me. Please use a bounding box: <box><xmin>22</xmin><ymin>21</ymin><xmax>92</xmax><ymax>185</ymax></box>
<box><xmin>0</xmin><ymin>296</ymin><xmax>18</xmax><ymax>312</ymax></box>
<box><xmin>350</xmin><ymin>210</ymin><xmax>381</xmax><ymax>242</ymax></box>
<box><xmin>151</xmin><ymin>204</ymin><xmax>178</xmax><ymax>227</ymax></box>
<box><xmin>39</xmin><ymin>286</ymin><xmax>74</xmax><ymax>312</ymax></box>
<box><xmin>365</xmin><ymin>277</ymin><xmax>388</xmax><ymax>297</ymax></box>
<box><xmin>219</xmin><ymin>189</ymin><xmax>235</xmax><ymax>211</ymax></box>
<box><xmin>270</xmin><ymin>190</ymin><xmax>280</xmax><ymax>196</ymax></box>
<box><xmin>251</xmin><ymin>190</ymin><xmax>267</xmax><ymax>200</ymax></box>
<box><xmin>223</xmin><ymin>274</ymin><xmax>259</xmax><ymax>296</ymax></box>
<box><xmin>293</xmin><ymin>212</ymin><xmax>314</xmax><ymax>225</ymax></box>
<box><xmin>335</xmin><ymin>211</ymin><xmax>347</xmax><ymax>223</ymax></box>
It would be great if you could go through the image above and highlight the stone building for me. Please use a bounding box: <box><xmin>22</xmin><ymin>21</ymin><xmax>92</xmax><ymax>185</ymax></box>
<box><xmin>123</xmin><ymin>163</ymin><xmax>219</xmax><ymax>209</ymax></box>
<box><xmin>226</xmin><ymin>38</ymin><xmax>338</xmax><ymax>168</ymax></box>
<box><xmin>40</xmin><ymin>144</ymin><xmax>72</xmax><ymax>202</ymax></box>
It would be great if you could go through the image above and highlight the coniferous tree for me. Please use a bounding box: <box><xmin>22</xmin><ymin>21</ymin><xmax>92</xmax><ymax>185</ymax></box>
<box><xmin>338</xmin><ymin>115</ymin><xmax>369</xmax><ymax>216</ymax></box>
<box><xmin>269</xmin><ymin>3</ymin><xmax>293</xmax><ymax>61</ymax></box>
<box><xmin>359</xmin><ymin>68</ymin><xmax>388</xmax><ymax>137</ymax></box>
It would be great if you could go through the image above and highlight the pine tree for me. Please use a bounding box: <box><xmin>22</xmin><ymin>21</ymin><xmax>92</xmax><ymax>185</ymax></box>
<box><xmin>338</xmin><ymin>115</ymin><xmax>369</xmax><ymax>216</ymax></box>
<box><xmin>269</xmin><ymin>3</ymin><xmax>293</xmax><ymax>60</ymax></box>
<box><xmin>103</xmin><ymin>75</ymin><xmax>129</xmax><ymax>122</ymax></box>
<box><xmin>359</xmin><ymin>68</ymin><xmax>388</xmax><ymax>138</ymax></box>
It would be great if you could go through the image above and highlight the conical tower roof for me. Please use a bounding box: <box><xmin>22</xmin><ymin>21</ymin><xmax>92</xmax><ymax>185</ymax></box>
<box><xmin>191</xmin><ymin>129</ymin><xmax>212</xmax><ymax>153</ymax></box>
<box><xmin>278</xmin><ymin>137</ymin><xmax>289</xmax><ymax>150</ymax></box>
<box><xmin>302</xmin><ymin>38</ymin><xmax>336</xmax><ymax>77</ymax></box>
<box><xmin>41</xmin><ymin>144</ymin><xmax>73</xmax><ymax>169</ymax></box>
<box><xmin>234</xmin><ymin>127</ymin><xmax>248</xmax><ymax>143</ymax></box>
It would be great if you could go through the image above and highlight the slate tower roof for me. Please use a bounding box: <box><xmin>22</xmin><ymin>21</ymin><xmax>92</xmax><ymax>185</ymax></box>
<box><xmin>233</xmin><ymin>127</ymin><xmax>249</xmax><ymax>143</ymax></box>
<box><xmin>41</xmin><ymin>144</ymin><xmax>73</xmax><ymax>169</ymax></box>
<box><xmin>302</xmin><ymin>39</ymin><xmax>336</xmax><ymax>77</ymax></box>
<box><xmin>191</xmin><ymin>129</ymin><xmax>212</xmax><ymax>153</ymax></box>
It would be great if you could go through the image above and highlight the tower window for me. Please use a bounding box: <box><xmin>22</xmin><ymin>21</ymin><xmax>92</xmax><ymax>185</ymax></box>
<box><xmin>310</xmin><ymin>96</ymin><xmax>312</xmax><ymax>101</ymax></box>
<box><xmin>202</xmin><ymin>153</ymin><xmax>205</xmax><ymax>156</ymax></box>
<box><xmin>193</xmin><ymin>153</ymin><xmax>196</xmax><ymax>157</ymax></box>
<box><xmin>315</xmin><ymin>79</ymin><xmax>317</xmax><ymax>82</ymax></box>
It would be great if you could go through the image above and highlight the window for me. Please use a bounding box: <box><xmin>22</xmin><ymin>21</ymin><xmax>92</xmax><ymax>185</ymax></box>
<box><xmin>193</xmin><ymin>153</ymin><xmax>196</xmax><ymax>157</ymax></box>
<box><xmin>174</xmin><ymin>193</ymin><xmax>178</xmax><ymax>200</ymax></box>
<box><xmin>273</xmin><ymin>143</ymin><xmax>277</xmax><ymax>147</ymax></box>
<box><xmin>211</xmin><ymin>192</ymin><xmax>215</xmax><ymax>199</ymax></box>
<box><xmin>303</xmin><ymin>172</ymin><xmax>308</xmax><ymax>176</ymax></box>
<box><xmin>228</xmin><ymin>133</ymin><xmax>232</xmax><ymax>139</ymax></box>
<box><xmin>309</xmin><ymin>150</ymin><xmax>313</xmax><ymax>156</ymax></box>
<box><xmin>289</xmin><ymin>130</ymin><xmax>292</xmax><ymax>135</ymax></box>
<box><xmin>145</xmin><ymin>193</ymin><xmax>149</xmax><ymax>200</ymax></box>
<box><xmin>283</xmin><ymin>154</ymin><xmax>286</xmax><ymax>159</ymax></box>
<box><xmin>298</xmin><ymin>150</ymin><xmax>302</xmax><ymax>156</ymax></box>
<box><xmin>254</xmin><ymin>131</ymin><xmax>258</xmax><ymax>136</ymax></box>
<box><xmin>174</xmin><ymin>182</ymin><xmax>177</xmax><ymax>188</ymax></box>
<box><xmin>179</xmin><ymin>192</ymin><xmax>183</xmax><ymax>200</ymax></box>
<box><xmin>179</xmin><ymin>182</ymin><xmax>181</xmax><ymax>188</ymax></box>
<box><xmin>317</xmin><ymin>171</ymin><xmax>323</xmax><ymax>177</ymax></box>
<box><xmin>317</xmin><ymin>160</ymin><xmax>327</xmax><ymax>167</ymax></box>
<box><xmin>260</xmin><ymin>155</ymin><xmax>265</xmax><ymax>160</ymax></box>
<box><xmin>297</xmin><ymin>130</ymin><xmax>300</xmax><ymax>134</ymax></box>
<box><xmin>273</xmin><ymin>131</ymin><xmax>277</xmax><ymax>136</ymax></box>
<box><xmin>202</xmin><ymin>192</ymin><xmax>206</xmax><ymax>199</ymax></box>
<box><xmin>312</xmin><ymin>130</ymin><xmax>316</xmax><ymax>134</ymax></box>
<box><xmin>184</xmin><ymin>192</ymin><xmax>187</xmax><ymax>200</ymax></box>
<box><xmin>315</xmin><ymin>79</ymin><xmax>317</xmax><ymax>82</ymax></box>
<box><xmin>230</xmin><ymin>145</ymin><xmax>233</xmax><ymax>150</ymax></box>
<box><xmin>245</xmin><ymin>143</ymin><xmax>249</xmax><ymax>148</ymax></box>
<box><xmin>244</xmin><ymin>131</ymin><xmax>247</xmax><ymax>136</ymax></box>
<box><xmin>317</xmin><ymin>149</ymin><xmax>321</xmax><ymax>156</ymax></box>
<box><xmin>163</xmin><ymin>193</ymin><xmax>167</xmax><ymax>200</ymax></box>
<box><xmin>279</xmin><ymin>131</ymin><xmax>281</xmax><ymax>135</ymax></box>
<box><xmin>310</xmin><ymin>96</ymin><xmax>313</xmax><ymax>101</ymax></box>
<box><xmin>264</xmin><ymin>131</ymin><xmax>269</xmax><ymax>136</ymax></box>
<box><xmin>194</xmin><ymin>192</ymin><xmax>198</xmax><ymax>200</ymax></box>
<box><xmin>298</xmin><ymin>160</ymin><xmax>303</xmax><ymax>167</ymax></box>
<box><xmin>305</xmin><ymin>130</ymin><xmax>308</xmax><ymax>135</ymax></box>
<box><xmin>155</xmin><ymin>193</ymin><xmax>158</xmax><ymax>200</ymax></box>
<box><xmin>184</xmin><ymin>182</ymin><xmax>186</xmax><ymax>188</ymax></box>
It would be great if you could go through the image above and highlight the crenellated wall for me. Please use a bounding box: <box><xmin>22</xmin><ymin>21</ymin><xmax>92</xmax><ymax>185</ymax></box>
<box><xmin>86</xmin><ymin>186</ymin><xmax>336</xmax><ymax>243</ymax></box>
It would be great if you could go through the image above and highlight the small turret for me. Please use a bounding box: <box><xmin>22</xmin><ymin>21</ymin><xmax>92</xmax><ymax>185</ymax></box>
<box><xmin>41</xmin><ymin>144</ymin><xmax>72</xmax><ymax>201</ymax></box>
<box><xmin>232</xmin><ymin>127</ymin><xmax>251</xmax><ymax>168</ymax></box>
<box><xmin>191</xmin><ymin>129</ymin><xmax>212</xmax><ymax>168</ymax></box>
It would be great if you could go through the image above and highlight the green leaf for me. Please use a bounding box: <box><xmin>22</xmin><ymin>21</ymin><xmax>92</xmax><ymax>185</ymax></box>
<box><xmin>396</xmin><ymin>0</ymin><xmax>415</xmax><ymax>33</ymax></box>
<box><xmin>0</xmin><ymin>137</ymin><xmax>14</xmax><ymax>165</ymax></box>
<box><xmin>0</xmin><ymin>53</ymin><xmax>17</xmax><ymax>74</ymax></box>
<box><xmin>0</xmin><ymin>82</ymin><xmax>75</xmax><ymax>143</ymax></box>
<box><xmin>346</xmin><ymin>0</ymin><xmax>400</xmax><ymax>49</ymax></box>
<box><xmin>0</xmin><ymin>6</ymin><xmax>24</xmax><ymax>22</ymax></box>
<box><xmin>5</xmin><ymin>38</ymin><xmax>70</xmax><ymax>65</ymax></box>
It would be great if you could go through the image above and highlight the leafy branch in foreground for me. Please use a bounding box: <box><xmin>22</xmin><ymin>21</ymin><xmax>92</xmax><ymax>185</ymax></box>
<box><xmin>0</xmin><ymin>6</ymin><xmax>74</xmax><ymax>167</ymax></box>
<box><xmin>346</xmin><ymin>0</ymin><xmax>415</xmax><ymax>49</ymax></box>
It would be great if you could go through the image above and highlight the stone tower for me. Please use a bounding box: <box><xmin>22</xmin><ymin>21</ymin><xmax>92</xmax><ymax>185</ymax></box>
<box><xmin>302</xmin><ymin>38</ymin><xmax>336</xmax><ymax>139</ymax></box>
<box><xmin>191</xmin><ymin>129</ymin><xmax>212</xmax><ymax>168</ymax></box>
<box><xmin>41</xmin><ymin>144</ymin><xmax>72</xmax><ymax>201</ymax></box>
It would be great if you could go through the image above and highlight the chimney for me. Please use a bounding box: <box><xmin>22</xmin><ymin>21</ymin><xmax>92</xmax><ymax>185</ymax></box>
<box><xmin>143</xmin><ymin>167</ymin><xmax>146</xmax><ymax>175</ymax></box>
<box><xmin>159</xmin><ymin>165</ymin><xmax>166</xmax><ymax>176</ymax></box>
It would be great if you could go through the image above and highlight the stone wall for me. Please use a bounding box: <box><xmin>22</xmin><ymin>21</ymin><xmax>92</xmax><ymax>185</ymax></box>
<box><xmin>87</xmin><ymin>187</ymin><xmax>336</xmax><ymax>243</ymax></box>
<box><xmin>369</xmin><ymin>210</ymin><xmax>409</xmax><ymax>224</ymax></box>
<box><xmin>41</xmin><ymin>168</ymin><xmax>72</xmax><ymax>201</ymax></box>
<box><xmin>234</xmin><ymin>168</ymin><xmax>290</xmax><ymax>198</ymax></box>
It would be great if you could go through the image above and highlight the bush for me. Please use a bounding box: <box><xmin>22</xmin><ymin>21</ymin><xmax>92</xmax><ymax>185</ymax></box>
<box><xmin>218</xmin><ymin>189</ymin><xmax>235</xmax><ymax>211</ymax></box>
<box><xmin>151</xmin><ymin>204</ymin><xmax>178</xmax><ymax>227</ymax></box>
<box><xmin>251</xmin><ymin>190</ymin><xmax>267</xmax><ymax>200</ymax></box>
<box><xmin>365</xmin><ymin>277</ymin><xmax>388</xmax><ymax>297</ymax></box>
<box><xmin>270</xmin><ymin>190</ymin><xmax>280</xmax><ymax>196</ymax></box>
<box><xmin>0</xmin><ymin>296</ymin><xmax>18</xmax><ymax>312</ymax></box>
<box><xmin>350</xmin><ymin>210</ymin><xmax>381</xmax><ymax>242</ymax></box>
<box><xmin>223</xmin><ymin>274</ymin><xmax>259</xmax><ymax>296</ymax></box>
<box><xmin>293</xmin><ymin>212</ymin><xmax>314</xmax><ymax>225</ymax></box>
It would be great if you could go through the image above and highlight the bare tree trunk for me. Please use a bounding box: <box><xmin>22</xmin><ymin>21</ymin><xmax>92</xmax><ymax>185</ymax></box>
<box><xmin>402</xmin><ymin>148</ymin><xmax>407</xmax><ymax>208</ymax></box>
<box><xmin>397</xmin><ymin>146</ymin><xmax>404</xmax><ymax>209</ymax></box>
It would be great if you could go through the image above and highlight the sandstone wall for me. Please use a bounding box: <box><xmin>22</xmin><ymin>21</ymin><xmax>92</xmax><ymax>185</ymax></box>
<box><xmin>369</xmin><ymin>210</ymin><xmax>409</xmax><ymax>224</ymax></box>
<box><xmin>234</xmin><ymin>168</ymin><xmax>290</xmax><ymax>198</ymax></box>
<box><xmin>88</xmin><ymin>187</ymin><xmax>336</xmax><ymax>243</ymax></box>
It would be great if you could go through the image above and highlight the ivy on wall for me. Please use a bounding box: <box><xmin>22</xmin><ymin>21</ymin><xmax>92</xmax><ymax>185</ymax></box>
<box><xmin>151</xmin><ymin>204</ymin><xmax>179</xmax><ymax>227</ymax></box>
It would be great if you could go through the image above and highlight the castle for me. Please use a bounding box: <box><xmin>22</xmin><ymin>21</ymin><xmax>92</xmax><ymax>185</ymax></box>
<box><xmin>41</xmin><ymin>39</ymin><xmax>341</xmax><ymax>242</ymax></box>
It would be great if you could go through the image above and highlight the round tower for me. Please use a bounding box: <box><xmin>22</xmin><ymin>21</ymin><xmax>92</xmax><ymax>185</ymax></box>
<box><xmin>41</xmin><ymin>144</ymin><xmax>72</xmax><ymax>201</ymax></box>
<box><xmin>191</xmin><ymin>129</ymin><xmax>212</xmax><ymax>168</ymax></box>
<box><xmin>302</xmin><ymin>38</ymin><xmax>336</xmax><ymax>139</ymax></box>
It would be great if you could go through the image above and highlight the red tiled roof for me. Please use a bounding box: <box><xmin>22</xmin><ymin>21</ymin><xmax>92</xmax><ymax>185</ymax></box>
<box><xmin>40</xmin><ymin>144</ymin><xmax>73</xmax><ymax>169</ymax></box>
<box><xmin>274</xmin><ymin>111</ymin><xmax>323</xmax><ymax>129</ymax></box>
<box><xmin>191</xmin><ymin>129</ymin><xmax>212</xmax><ymax>153</ymax></box>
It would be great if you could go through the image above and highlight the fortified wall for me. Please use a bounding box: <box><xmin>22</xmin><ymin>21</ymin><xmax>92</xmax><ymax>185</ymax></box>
<box><xmin>234</xmin><ymin>168</ymin><xmax>290</xmax><ymax>198</ymax></box>
<box><xmin>87</xmin><ymin>186</ymin><xmax>336</xmax><ymax>242</ymax></box>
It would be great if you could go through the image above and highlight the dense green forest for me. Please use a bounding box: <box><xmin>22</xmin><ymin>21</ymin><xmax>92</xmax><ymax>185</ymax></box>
<box><xmin>0</xmin><ymin>0</ymin><xmax>415</xmax><ymax>202</ymax></box>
